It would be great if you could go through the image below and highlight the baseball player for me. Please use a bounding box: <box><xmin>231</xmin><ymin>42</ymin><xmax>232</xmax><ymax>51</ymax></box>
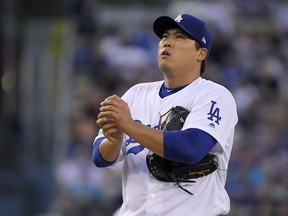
<box><xmin>92</xmin><ymin>13</ymin><xmax>238</xmax><ymax>216</ymax></box>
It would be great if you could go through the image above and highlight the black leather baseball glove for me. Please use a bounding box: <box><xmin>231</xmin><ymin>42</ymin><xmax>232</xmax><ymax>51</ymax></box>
<box><xmin>146</xmin><ymin>106</ymin><xmax>218</xmax><ymax>195</ymax></box>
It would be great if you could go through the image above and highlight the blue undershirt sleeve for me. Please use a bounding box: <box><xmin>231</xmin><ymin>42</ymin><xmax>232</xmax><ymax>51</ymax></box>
<box><xmin>92</xmin><ymin>137</ymin><xmax>116</xmax><ymax>167</ymax></box>
<box><xmin>163</xmin><ymin>128</ymin><xmax>217</xmax><ymax>164</ymax></box>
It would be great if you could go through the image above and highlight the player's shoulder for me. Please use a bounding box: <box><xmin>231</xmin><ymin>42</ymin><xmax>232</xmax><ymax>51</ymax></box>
<box><xmin>198</xmin><ymin>78</ymin><xmax>232</xmax><ymax>94</ymax></box>
<box><xmin>122</xmin><ymin>80</ymin><xmax>163</xmax><ymax>100</ymax></box>
<box><xmin>195</xmin><ymin>77</ymin><xmax>236</xmax><ymax>102</ymax></box>
<box><xmin>129</xmin><ymin>80</ymin><xmax>163</xmax><ymax>91</ymax></box>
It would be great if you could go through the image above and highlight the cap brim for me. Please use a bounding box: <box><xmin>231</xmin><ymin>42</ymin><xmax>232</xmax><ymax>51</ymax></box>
<box><xmin>153</xmin><ymin>16</ymin><xmax>180</xmax><ymax>38</ymax></box>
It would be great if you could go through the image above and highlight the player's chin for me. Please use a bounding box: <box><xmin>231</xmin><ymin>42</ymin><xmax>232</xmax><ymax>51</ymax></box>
<box><xmin>158</xmin><ymin>62</ymin><xmax>173</xmax><ymax>74</ymax></box>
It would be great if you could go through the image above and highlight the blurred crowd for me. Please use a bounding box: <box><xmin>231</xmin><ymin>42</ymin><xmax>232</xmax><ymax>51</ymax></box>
<box><xmin>54</xmin><ymin>0</ymin><xmax>288</xmax><ymax>216</ymax></box>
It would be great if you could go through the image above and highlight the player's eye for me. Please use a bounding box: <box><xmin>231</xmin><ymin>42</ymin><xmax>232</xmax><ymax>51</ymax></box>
<box><xmin>162</xmin><ymin>33</ymin><xmax>168</xmax><ymax>39</ymax></box>
<box><xmin>176</xmin><ymin>34</ymin><xmax>185</xmax><ymax>39</ymax></box>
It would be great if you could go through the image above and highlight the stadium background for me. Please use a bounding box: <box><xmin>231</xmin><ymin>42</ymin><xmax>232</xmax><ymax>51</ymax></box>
<box><xmin>0</xmin><ymin>0</ymin><xmax>287</xmax><ymax>215</ymax></box>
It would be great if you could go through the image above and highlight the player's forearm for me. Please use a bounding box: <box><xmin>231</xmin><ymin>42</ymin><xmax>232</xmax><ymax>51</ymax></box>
<box><xmin>123</xmin><ymin>121</ymin><xmax>164</xmax><ymax>156</ymax></box>
<box><xmin>99</xmin><ymin>138</ymin><xmax>122</xmax><ymax>162</ymax></box>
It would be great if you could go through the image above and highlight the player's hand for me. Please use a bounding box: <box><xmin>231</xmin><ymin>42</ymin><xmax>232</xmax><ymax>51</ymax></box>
<box><xmin>96</xmin><ymin>116</ymin><xmax>124</xmax><ymax>145</ymax></box>
<box><xmin>98</xmin><ymin>94</ymin><xmax>133</xmax><ymax>133</ymax></box>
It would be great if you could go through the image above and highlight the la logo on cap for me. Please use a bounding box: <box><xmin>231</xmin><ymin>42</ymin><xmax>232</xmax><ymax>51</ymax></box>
<box><xmin>175</xmin><ymin>14</ymin><xmax>183</xmax><ymax>23</ymax></box>
<box><xmin>202</xmin><ymin>37</ymin><xmax>207</xmax><ymax>44</ymax></box>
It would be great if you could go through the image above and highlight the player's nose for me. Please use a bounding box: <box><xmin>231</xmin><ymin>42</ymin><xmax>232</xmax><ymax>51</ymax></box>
<box><xmin>159</xmin><ymin>37</ymin><xmax>173</xmax><ymax>48</ymax></box>
<box><xmin>163</xmin><ymin>40</ymin><xmax>172</xmax><ymax>48</ymax></box>
<box><xmin>158</xmin><ymin>39</ymin><xmax>172</xmax><ymax>51</ymax></box>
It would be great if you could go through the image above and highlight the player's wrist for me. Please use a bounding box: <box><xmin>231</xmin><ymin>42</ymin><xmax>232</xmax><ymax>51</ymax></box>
<box><xmin>99</xmin><ymin>138</ymin><xmax>121</xmax><ymax>161</ymax></box>
<box><xmin>121</xmin><ymin>118</ymin><xmax>138</xmax><ymax>135</ymax></box>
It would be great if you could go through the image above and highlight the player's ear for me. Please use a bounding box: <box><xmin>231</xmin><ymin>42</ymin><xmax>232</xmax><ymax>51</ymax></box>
<box><xmin>197</xmin><ymin>48</ymin><xmax>208</xmax><ymax>61</ymax></box>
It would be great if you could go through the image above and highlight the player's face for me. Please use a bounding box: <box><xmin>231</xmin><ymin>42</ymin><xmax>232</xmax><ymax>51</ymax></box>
<box><xmin>157</xmin><ymin>28</ymin><xmax>207</xmax><ymax>80</ymax></box>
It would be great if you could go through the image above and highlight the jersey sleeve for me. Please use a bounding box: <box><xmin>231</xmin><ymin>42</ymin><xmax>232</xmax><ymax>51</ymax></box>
<box><xmin>92</xmin><ymin>130</ymin><xmax>126</xmax><ymax>166</ymax></box>
<box><xmin>182</xmin><ymin>87</ymin><xmax>238</xmax><ymax>154</ymax></box>
<box><xmin>163</xmin><ymin>128</ymin><xmax>217</xmax><ymax>163</ymax></box>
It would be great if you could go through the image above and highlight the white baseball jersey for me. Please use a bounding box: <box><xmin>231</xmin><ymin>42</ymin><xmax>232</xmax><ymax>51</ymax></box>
<box><xmin>95</xmin><ymin>77</ymin><xmax>238</xmax><ymax>216</ymax></box>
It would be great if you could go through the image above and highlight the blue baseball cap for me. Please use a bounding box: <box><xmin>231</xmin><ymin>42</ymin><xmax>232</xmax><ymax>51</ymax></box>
<box><xmin>153</xmin><ymin>14</ymin><xmax>212</xmax><ymax>56</ymax></box>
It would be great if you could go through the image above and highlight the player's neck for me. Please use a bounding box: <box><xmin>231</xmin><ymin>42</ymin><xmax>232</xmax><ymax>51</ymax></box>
<box><xmin>164</xmin><ymin>75</ymin><xmax>199</xmax><ymax>88</ymax></box>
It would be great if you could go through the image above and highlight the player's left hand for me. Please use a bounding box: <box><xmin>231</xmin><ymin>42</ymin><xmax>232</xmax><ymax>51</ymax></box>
<box><xmin>96</xmin><ymin>116</ymin><xmax>123</xmax><ymax>145</ymax></box>
<box><xmin>98</xmin><ymin>94</ymin><xmax>133</xmax><ymax>133</ymax></box>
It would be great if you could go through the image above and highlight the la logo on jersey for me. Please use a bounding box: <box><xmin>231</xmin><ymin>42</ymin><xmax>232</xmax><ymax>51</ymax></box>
<box><xmin>207</xmin><ymin>100</ymin><xmax>221</xmax><ymax>128</ymax></box>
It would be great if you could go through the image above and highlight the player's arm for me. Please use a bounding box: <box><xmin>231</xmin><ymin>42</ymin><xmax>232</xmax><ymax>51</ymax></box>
<box><xmin>164</xmin><ymin>129</ymin><xmax>217</xmax><ymax>163</ymax></box>
<box><xmin>98</xmin><ymin>95</ymin><xmax>217</xmax><ymax>161</ymax></box>
<box><xmin>94</xmin><ymin>116</ymin><xmax>124</xmax><ymax>164</ymax></box>
<box><xmin>122</xmin><ymin>120</ymin><xmax>165</xmax><ymax>156</ymax></box>
<box><xmin>98</xmin><ymin>114</ymin><xmax>165</xmax><ymax>156</ymax></box>
<box><xmin>98</xmin><ymin>95</ymin><xmax>165</xmax><ymax>156</ymax></box>
<box><xmin>92</xmin><ymin>137</ymin><xmax>118</xmax><ymax>167</ymax></box>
